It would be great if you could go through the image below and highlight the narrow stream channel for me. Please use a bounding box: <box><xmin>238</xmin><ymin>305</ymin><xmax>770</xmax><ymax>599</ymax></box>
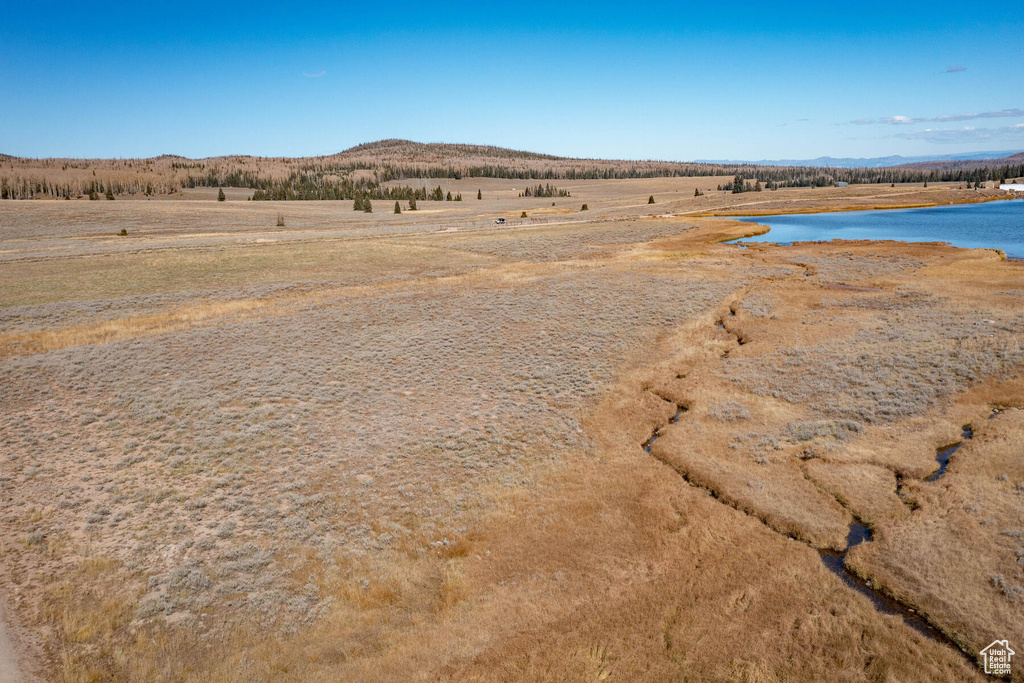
<box><xmin>927</xmin><ymin>425</ymin><xmax>973</xmax><ymax>482</ymax></box>
<box><xmin>812</xmin><ymin>425</ymin><xmax>981</xmax><ymax>653</ymax></box>
<box><xmin>640</xmin><ymin>314</ymin><xmax>979</xmax><ymax>665</ymax></box>
<box><xmin>817</xmin><ymin>522</ymin><xmax>948</xmax><ymax>641</ymax></box>
<box><xmin>643</xmin><ymin>404</ymin><xmax>687</xmax><ymax>453</ymax></box>
<box><xmin>645</xmin><ymin>406</ymin><xmax>970</xmax><ymax>653</ymax></box>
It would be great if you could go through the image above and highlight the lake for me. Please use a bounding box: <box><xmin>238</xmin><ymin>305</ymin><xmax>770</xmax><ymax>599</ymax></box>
<box><xmin>731</xmin><ymin>198</ymin><xmax>1024</xmax><ymax>259</ymax></box>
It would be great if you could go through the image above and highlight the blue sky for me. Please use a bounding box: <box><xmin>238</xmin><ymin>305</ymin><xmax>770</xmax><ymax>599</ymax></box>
<box><xmin>1</xmin><ymin>1</ymin><xmax>1021</xmax><ymax>161</ymax></box>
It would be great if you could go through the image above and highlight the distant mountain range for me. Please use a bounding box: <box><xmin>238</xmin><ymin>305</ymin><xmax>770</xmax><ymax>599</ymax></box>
<box><xmin>693</xmin><ymin>150</ymin><xmax>1024</xmax><ymax>169</ymax></box>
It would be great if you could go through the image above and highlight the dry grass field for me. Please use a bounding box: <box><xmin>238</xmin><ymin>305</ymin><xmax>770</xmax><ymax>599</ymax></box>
<box><xmin>1</xmin><ymin>179</ymin><xmax>1021</xmax><ymax>682</ymax></box>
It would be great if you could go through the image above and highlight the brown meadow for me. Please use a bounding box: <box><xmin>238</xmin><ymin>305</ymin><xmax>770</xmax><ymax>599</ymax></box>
<box><xmin>1</xmin><ymin>180</ymin><xmax>1021</xmax><ymax>681</ymax></box>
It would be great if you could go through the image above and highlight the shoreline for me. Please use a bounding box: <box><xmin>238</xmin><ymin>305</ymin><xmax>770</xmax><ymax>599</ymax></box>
<box><xmin>688</xmin><ymin>192</ymin><xmax>1017</xmax><ymax>218</ymax></box>
<box><xmin>711</xmin><ymin>194</ymin><xmax>1023</xmax><ymax>260</ymax></box>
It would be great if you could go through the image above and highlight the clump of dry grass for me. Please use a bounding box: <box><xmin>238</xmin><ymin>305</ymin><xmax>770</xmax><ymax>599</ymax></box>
<box><xmin>708</xmin><ymin>400</ymin><xmax>751</xmax><ymax>421</ymax></box>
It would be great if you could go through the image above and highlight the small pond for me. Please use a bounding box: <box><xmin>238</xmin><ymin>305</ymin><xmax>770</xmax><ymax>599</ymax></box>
<box><xmin>731</xmin><ymin>198</ymin><xmax>1024</xmax><ymax>259</ymax></box>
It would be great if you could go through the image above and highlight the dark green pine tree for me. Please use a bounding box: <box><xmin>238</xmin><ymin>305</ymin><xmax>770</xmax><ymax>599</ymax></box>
<box><xmin>409</xmin><ymin>197</ymin><xmax>417</xmax><ymax>210</ymax></box>
<box><xmin>446</xmin><ymin>191</ymin><xmax>453</xmax><ymax>201</ymax></box>
<box><xmin>477</xmin><ymin>189</ymin><xmax>482</xmax><ymax>200</ymax></box>
<box><xmin>648</xmin><ymin>195</ymin><xmax>655</xmax><ymax>204</ymax></box>
<box><xmin>394</xmin><ymin>201</ymin><xmax>401</xmax><ymax>214</ymax></box>
<box><xmin>105</xmin><ymin>186</ymin><xmax>115</xmax><ymax>200</ymax></box>
<box><xmin>732</xmin><ymin>175</ymin><xmax>744</xmax><ymax>194</ymax></box>
<box><xmin>217</xmin><ymin>187</ymin><xmax>226</xmax><ymax>202</ymax></box>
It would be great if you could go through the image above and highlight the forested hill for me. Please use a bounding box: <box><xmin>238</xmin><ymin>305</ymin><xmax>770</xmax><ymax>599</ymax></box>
<box><xmin>1</xmin><ymin>140</ymin><xmax>1022</xmax><ymax>200</ymax></box>
<box><xmin>334</xmin><ymin>139</ymin><xmax>563</xmax><ymax>162</ymax></box>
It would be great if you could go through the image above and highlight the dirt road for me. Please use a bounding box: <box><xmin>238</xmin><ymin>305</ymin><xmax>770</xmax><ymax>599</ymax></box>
<box><xmin>0</xmin><ymin>603</ymin><xmax>21</xmax><ymax>683</ymax></box>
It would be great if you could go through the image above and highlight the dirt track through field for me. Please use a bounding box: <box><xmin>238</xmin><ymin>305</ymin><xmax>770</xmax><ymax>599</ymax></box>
<box><xmin>0</xmin><ymin>603</ymin><xmax>21</xmax><ymax>683</ymax></box>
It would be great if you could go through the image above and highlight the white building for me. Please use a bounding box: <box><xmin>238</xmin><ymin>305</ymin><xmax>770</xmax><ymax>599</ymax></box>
<box><xmin>999</xmin><ymin>183</ymin><xmax>1024</xmax><ymax>192</ymax></box>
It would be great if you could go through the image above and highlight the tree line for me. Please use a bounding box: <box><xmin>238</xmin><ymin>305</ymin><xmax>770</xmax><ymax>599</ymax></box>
<box><xmin>718</xmin><ymin>175</ymin><xmax>764</xmax><ymax>193</ymax></box>
<box><xmin>518</xmin><ymin>183</ymin><xmax>570</xmax><ymax>198</ymax></box>
<box><xmin>0</xmin><ymin>177</ymin><xmax>175</xmax><ymax>200</ymax></box>
<box><xmin>249</xmin><ymin>174</ymin><xmax>425</xmax><ymax>201</ymax></box>
<box><xmin>2</xmin><ymin>156</ymin><xmax>1022</xmax><ymax>200</ymax></box>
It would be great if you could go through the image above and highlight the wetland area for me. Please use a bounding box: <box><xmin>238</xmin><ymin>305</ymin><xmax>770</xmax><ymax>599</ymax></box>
<box><xmin>1</xmin><ymin>178</ymin><xmax>1023</xmax><ymax>682</ymax></box>
<box><xmin>4</xmin><ymin>2</ymin><xmax>1024</xmax><ymax>679</ymax></box>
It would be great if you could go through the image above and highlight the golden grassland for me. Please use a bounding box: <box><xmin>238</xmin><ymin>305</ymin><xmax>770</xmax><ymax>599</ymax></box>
<box><xmin>1</xmin><ymin>180</ymin><xmax>1022</xmax><ymax>682</ymax></box>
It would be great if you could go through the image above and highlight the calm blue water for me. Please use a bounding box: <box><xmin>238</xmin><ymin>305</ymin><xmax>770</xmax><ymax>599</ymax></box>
<box><xmin>731</xmin><ymin>199</ymin><xmax>1024</xmax><ymax>259</ymax></box>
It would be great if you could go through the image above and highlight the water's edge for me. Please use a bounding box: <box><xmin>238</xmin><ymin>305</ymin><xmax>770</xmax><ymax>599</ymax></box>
<box><xmin>725</xmin><ymin>198</ymin><xmax>1024</xmax><ymax>259</ymax></box>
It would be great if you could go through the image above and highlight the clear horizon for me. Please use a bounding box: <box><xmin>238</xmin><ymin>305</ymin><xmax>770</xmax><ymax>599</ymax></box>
<box><xmin>2</xmin><ymin>1</ymin><xmax>1022</xmax><ymax>160</ymax></box>
<box><xmin>2</xmin><ymin>140</ymin><xmax>1023</xmax><ymax>165</ymax></box>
